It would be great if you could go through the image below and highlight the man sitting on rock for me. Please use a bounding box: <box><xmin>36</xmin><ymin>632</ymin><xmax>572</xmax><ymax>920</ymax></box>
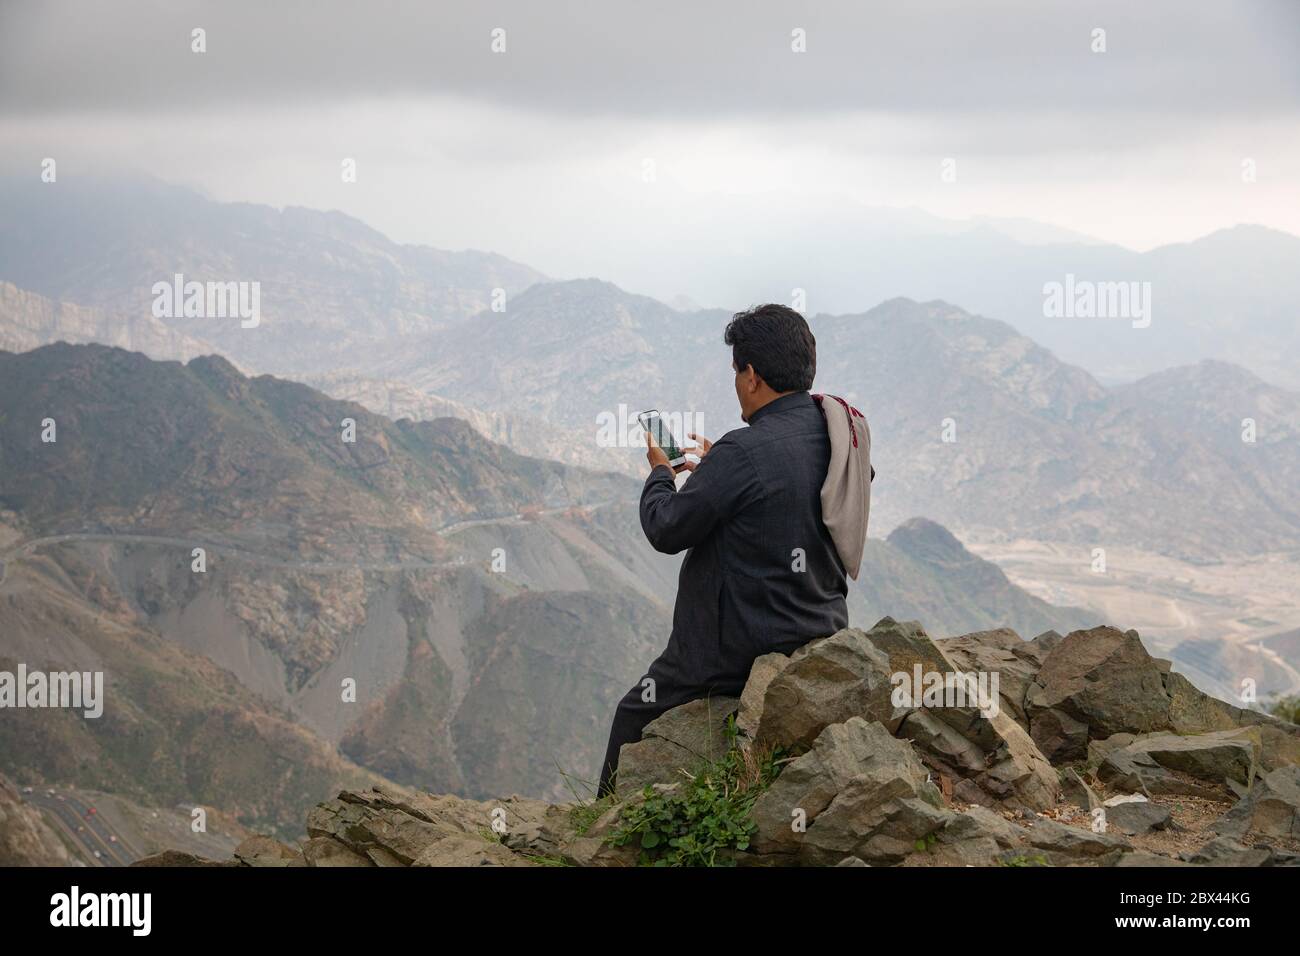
<box><xmin>597</xmin><ymin>303</ymin><xmax>873</xmax><ymax>796</ymax></box>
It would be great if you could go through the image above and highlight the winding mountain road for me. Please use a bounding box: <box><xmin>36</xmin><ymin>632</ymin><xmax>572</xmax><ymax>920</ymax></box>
<box><xmin>0</xmin><ymin>502</ymin><xmax>618</xmax><ymax>584</ymax></box>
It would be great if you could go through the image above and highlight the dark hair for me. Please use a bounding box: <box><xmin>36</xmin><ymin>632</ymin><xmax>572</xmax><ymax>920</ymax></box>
<box><xmin>723</xmin><ymin>303</ymin><xmax>816</xmax><ymax>392</ymax></box>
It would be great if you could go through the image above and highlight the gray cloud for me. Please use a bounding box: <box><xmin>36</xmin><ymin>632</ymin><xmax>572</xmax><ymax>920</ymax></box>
<box><xmin>2</xmin><ymin>0</ymin><xmax>1298</xmax><ymax>119</ymax></box>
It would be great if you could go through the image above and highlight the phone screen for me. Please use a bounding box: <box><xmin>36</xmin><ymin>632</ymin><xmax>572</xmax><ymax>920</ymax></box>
<box><xmin>638</xmin><ymin>410</ymin><xmax>685</xmax><ymax>464</ymax></box>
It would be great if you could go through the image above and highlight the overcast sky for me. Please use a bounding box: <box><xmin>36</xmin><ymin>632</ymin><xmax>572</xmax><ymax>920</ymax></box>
<box><xmin>2</xmin><ymin>0</ymin><xmax>1297</xmax><ymax>295</ymax></box>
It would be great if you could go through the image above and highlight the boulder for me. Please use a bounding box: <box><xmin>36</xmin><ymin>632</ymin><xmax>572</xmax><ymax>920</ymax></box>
<box><xmin>798</xmin><ymin>783</ymin><xmax>952</xmax><ymax>866</ymax></box>
<box><xmin>1029</xmin><ymin>707</ymin><xmax>1089</xmax><ymax>763</ymax></box>
<box><xmin>1139</xmin><ymin>729</ymin><xmax>1259</xmax><ymax>784</ymax></box>
<box><xmin>735</xmin><ymin>653</ymin><xmax>791</xmax><ymax>738</ymax></box>
<box><xmin>233</xmin><ymin>835</ymin><xmax>305</xmax><ymax>867</ymax></box>
<box><xmin>412</xmin><ymin>833</ymin><xmax>535</xmax><ymax>867</ymax></box>
<box><xmin>1019</xmin><ymin>816</ymin><xmax>1132</xmax><ymax>864</ymax></box>
<box><xmin>1026</xmin><ymin>626</ymin><xmax>1170</xmax><ymax>739</ymax></box>
<box><xmin>750</xmin><ymin>716</ymin><xmax>944</xmax><ymax>864</ymax></box>
<box><xmin>1100</xmin><ymin>797</ymin><xmax>1172</xmax><ymax>836</ymax></box>
<box><xmin>1163</xmin><ymin>671</ymin><xmax>1300</xmax><ymax>770</ymax></box>
<box><xmin>614</xmin><ymin>696</ymin><xmax>739</xmax><ymax>796</ymax></box>
<box><xmin>300</xmin><ymin>836</ymin><xmax>372</xmax><ymax>867</ymax></box>
<box><xmin>758</xmin><ymin>617</ymin><xmax>1060</xmax><ymax>812</ymax></box>
<box><xmin>1060</xmin><ymin>768</ymin><xmax>1101</xmax><ymax>810</ymax></box>
<box><xmin>936</xmin><ymin>627</ymin><xmax>1039</xmax><ymax>725</ymax></box>
<box><xmin>969</xmin><ymin>711</ymin><xmax>1061</xmax><ymax>812</ymax></box>
<box><xmin>304</xmin><ymin>785</ymin><xmax>552</xmax><ymax>866</ymax></box>
<box><xmin>912</xmin><ymin>805</ymin><xmax>1031</xmax><ymax>867</ymax></box>
<box><xmin>1211</xmin><ymin>766</ymin><xmax>1300</xmax><ymax>841</ymax></box>
<box><xmin>753</xmin><ymin>623</ymin><xmax>910</xmax><ymax>750</ymax></box>
<box><xmin>1098</xmin><ymin>730</ymin><xmax>1260</xmax><ymax>797</ymax></box>
<box><xmin>1026</xmin><ymin>629</ymin><xmax>1065</xmax><ymax>658</ymax></box>
<box><xmin>1183</xmin><ymin>836</ymin><xmax>1275</xmax><ymax>867</ymax></box>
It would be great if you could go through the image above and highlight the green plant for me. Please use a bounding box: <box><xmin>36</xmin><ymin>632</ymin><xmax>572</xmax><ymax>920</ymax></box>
<box><xmin>569</xmin><ymin>795</ymin><xmax>613</xmax><ymax>836</ymax></box>
<box><xmin>608</xmin><ymin>743</ymin><xmax>788</xmax><ymax>867</ymax></box>
<box><xmin>1268</xmin><ymin>695</ymin><xmax>1300</xmax><ymax>725</ymax></box>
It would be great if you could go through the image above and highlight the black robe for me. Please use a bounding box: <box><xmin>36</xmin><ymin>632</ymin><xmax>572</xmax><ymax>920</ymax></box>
<box><xmin>597</xmin><ymin>390</ymin><xmax>849</xmax><ymax>793</ymax></box>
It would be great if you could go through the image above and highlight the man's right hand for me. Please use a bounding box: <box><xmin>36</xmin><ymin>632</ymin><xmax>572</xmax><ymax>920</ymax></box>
<box><xmin>680</xmin><ymin>433</ymin><xmax>712</xmax><ymax>472</ymax></box>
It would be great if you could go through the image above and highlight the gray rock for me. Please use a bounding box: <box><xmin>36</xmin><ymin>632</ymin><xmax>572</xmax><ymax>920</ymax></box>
<box><xmin>802</xmin><ymin>788</ymin><xmax>953</xmax><ymax>866</ymax></box>
<box><xmin>233</xmin><ymin>835</ymin><xmax>305</xmax><ymax>867</ymax></box>
<box><xmin>736</xmin><ymin>653</ymin><xmax>791</xmax><ymax>738</ymax></box>
<box><xmin>863</xmin><ymin>619</ymin><xmax>1061</xmax><ymax>812</ymax></box>
<box><xmin>1020</xmin><ymin>816</ymin><xmax>1132</xmax><ymax>863</ymax></box>
<box><xmin>1163</xmin><ymin>671</ymin><xmax>1300</xmax><ymax>771</ymax></box>
<box><xmin>1027</xmin><ymin>630</ymin><xmax>1065</xmax><ymax>658</ymax></box>
<box><xmin>615</xmin><ymin>696</ymin><xmax>739</xmax><ymax>796</ymax></box>
<box><xmin>1101</xmin><ymin>799</ymin><xmax>1172</xmax><ymax>836</ymax></box>
<box><xmin>301</xmin><ymin>836</ymin><xmax>372</xmax><ymax>867</ymax></box>
<box><xmin>1060</xmin><ymin>768</ymin><xmax>1101</xmax><ymax>811</ymax></box>
<box><xmin>411</xmin><ymin>833</ymin><xmax>535</xmax><ymax>867</ymax></box>
<box><xmin>303</xmin><ymin>786</ymin><xmax>552</xmax><ymax>867</ymax></box>
<box><xmin>1098</xmin><ymin>730</ymin><xmax>1260</xmax><ymax>797</ymax></box>
<box><xmin>753</xmin><ymin>623</ymin><xmax>910</xmax><ymax>750</ymax></box>
<box><xmin>915</xmin><ymin>805</ymin><xmax>1030</xmax><ymax>866</ymax></box>
<box><xmin>1211</xmin><ymin>766</ymin><xmax>1300</xmax><ymax>841</ymax></box>
<box><xmin>1183</xmin><ymin>836</ymin><xmax>1274</xmax><ymax>867</ymax></box>
<box><xmin>1030</xmin><ymin>707</ymin><xmax>1090</xmax><ymax>763</ymax></box>
<box><xmin>751</xmin><ymin>716</ymin><xmax>942</xmax><ymax>863</ymax></box>
<box><xmin>1135</xmin><ymin>729</ymin><xmax>1259</xmax><ymax>785</ymax></box>
<box><xmin>935</xmin><ymin>627</ymin><xmax>1037</xmax><ymax>726</ymax></box>
<box><xmin>1026</xmin><ymin>626</ymin><xmax>1171</xmax><ymax>739</ymax></box>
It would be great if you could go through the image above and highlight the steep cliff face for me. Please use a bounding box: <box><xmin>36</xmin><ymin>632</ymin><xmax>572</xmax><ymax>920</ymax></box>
<box><xmin>0</xmin><ymin>282</ymin><xmax>218</xmax><ymax>366</ymax></box>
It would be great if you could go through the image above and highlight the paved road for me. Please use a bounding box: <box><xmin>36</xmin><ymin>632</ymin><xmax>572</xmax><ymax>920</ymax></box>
<box><xmin>0</xmin><ymin>503</ymin><xmax>617</xmax><ymax>582</ymax></box>
<box><xmin>26</xmin><ymin>788</ymin><xmax>139</xmax><ymax>866</ymax></box>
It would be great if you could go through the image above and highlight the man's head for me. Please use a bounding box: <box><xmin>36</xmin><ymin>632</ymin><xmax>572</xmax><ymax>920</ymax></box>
<box><xmin>724</xmin><ymin>303</ymin><xmax>817</xmax><ymax>421</ymax></box>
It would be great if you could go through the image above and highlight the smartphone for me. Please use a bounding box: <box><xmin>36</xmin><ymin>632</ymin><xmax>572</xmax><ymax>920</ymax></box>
<box><xmin>637</xmin><ymin>409</ymin><xmax>687</xmax><ymax>468</ymax></box>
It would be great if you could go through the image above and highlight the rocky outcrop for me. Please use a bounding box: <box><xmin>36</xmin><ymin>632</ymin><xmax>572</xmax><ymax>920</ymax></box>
<box><xmin>1097</xmin><ymin>729</ymin><xmax>1260</xmax><ymax>797</ymax></box>
<box><xmin>137</xmin><ymin>618</ymin><xmax>1300</xmax><ymax>868</ymax></box>
<box><xmin>1211</xmin><ymin>767</ymin><xmax>1300</xmax><ymax>842</ymax></box>
<box><xmin>750</xmin><ymin>717</ymin><xmax>943</xmax><ymax>864</ymax></box>
<box><xmin>1026</xmin><ymin>627</ymin><xmax>1173</xmax><ymax>738</ymax></box>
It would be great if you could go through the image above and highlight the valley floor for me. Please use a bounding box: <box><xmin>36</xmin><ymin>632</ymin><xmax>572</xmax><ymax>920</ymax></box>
<box><xmin>966</xmin><ymin>536</ymin><xmax>1300</xmax><ymax>698</ymax></box>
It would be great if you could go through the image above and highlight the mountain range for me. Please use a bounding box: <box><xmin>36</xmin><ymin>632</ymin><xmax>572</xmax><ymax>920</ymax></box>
<box><xmin>553</xmin><ymin>193</ymin><xmax>1300</xmax><ymax>389</ymax></box>
<box><xmin>2</xmin><ymin>176</ymin><xmax>1297</xmax><ymax>840</ymax></box>
<box><xmin>0</xmin><ymin>344</ymin><xmax>1096</xmax><ymax>838</ymax></box>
